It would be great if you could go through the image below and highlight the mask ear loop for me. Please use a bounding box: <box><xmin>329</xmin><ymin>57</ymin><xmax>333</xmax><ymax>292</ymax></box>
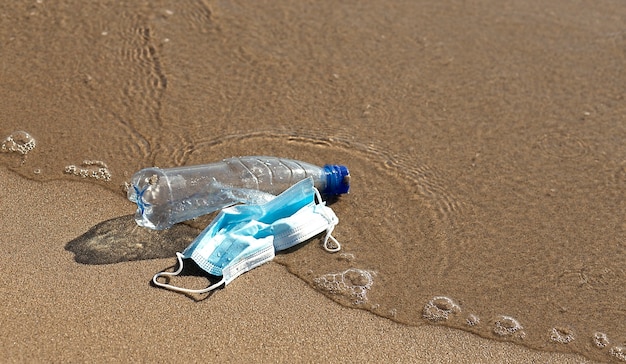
<box><xmin>323</xmin><ymin>225</ymin><xmax>341</xmax><ymax>253</ymax></box>
<box><xmin>152</xmin><ymin>252</ymin><xmax>225</xmax><ymax>294</ymax></box>
<box><xmin>312</xmin><ymin>187</ymin><xmax>342</xmax><ymax>253</ymax></box>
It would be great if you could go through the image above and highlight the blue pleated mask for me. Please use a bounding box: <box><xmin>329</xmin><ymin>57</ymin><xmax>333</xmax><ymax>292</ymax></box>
<box><xmin>152</xmin><ymin>177</ymin><xmax>340</xmax><ymax>294</ymax></box>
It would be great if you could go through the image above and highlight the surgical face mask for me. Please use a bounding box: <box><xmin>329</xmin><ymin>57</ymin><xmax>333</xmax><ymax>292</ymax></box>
<box><xmin>152</xmin><ymin>178</ymin><xmax>340</xmax><ymax>294</ymax></box>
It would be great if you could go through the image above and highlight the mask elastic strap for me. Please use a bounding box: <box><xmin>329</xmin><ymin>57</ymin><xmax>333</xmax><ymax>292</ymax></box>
<box><xmin>323</xmin><ymin>225</ymin><xmax>341</xmax><ymax>253</ymax></box>
<box><xmin>313</xmin><ymin>187</ymin><xmax>342</xmax><ymax>253</ymax></box>
<box><xmin>152</xmin><ymin>252</ymin><xmax>225</xmax><ymax>294</ymax></box>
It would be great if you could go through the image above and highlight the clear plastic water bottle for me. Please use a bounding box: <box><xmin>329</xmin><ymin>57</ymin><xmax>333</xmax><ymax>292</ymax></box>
<box><xmin>127</xmin><ymin>156</ymin><xmax>350</xmax><ymax>230</ymax></box>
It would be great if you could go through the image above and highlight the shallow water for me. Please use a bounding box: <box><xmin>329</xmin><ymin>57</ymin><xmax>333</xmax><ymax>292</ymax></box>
<box><xmin>2</xmin><ymin>1</ymin><xmax>625</xmax><ymax>362</ymax></box>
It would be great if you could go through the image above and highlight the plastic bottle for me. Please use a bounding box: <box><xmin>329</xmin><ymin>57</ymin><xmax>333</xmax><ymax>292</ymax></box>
<box><xmin>127</xmin><ymin>156</ymin><xmax>350</xmax><ymax>230</ymax></box>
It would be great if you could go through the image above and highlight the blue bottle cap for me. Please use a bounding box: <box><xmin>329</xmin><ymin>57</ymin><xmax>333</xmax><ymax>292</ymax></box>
<box><xmin>322</xmin><ymin>164</ymin><xmax>350</xmax><ymax>195</ymax></box>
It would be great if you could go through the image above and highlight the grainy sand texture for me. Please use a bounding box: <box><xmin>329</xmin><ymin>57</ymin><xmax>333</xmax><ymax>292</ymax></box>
<box><xmin>2</xmin><ymin>0</ymin><xmax>625</xmax><ymax>362</ymax></box>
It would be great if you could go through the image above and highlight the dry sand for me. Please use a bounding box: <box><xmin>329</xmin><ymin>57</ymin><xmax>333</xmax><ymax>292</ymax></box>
<box><xmin>1</xmin><ymin>167</ymin><xmax>598</xmax><ymax>363</ymax></box>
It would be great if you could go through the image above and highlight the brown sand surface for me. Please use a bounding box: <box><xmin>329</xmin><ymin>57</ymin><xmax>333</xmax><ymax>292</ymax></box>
<box><xmin>0</xmin><ymin>167</ymin><xmax>598</xmax><ymax>363</ymax></box>
<box><xmin>2</xmin><ymin>0</ymin><xmax>626</xmax><ymax>362</ymax></box>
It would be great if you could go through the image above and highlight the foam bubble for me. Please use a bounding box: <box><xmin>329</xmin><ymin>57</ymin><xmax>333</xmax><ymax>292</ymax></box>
<box><xmin>337</xmin><ymin>252</ymin><xmax>355</xmax><ymax>262</ymax></box>
<box><xmin>64</xmin><ymin>160</ymin><xmax>111</xmax><ymax>181</ymax></box>
<box><xmin>313</xmin><ymin>268</ymin><xmax>374</xmax><ymax>305</ymax></box>
<box><xmin>466</xmin><ymin>313</ymin><xmax>480</xmax><ymax>327</ymax></box>
<box><xmin>593</xmin><ymin>332</ymin><xmax>610</xmax><ymax>348</ymax></box>
<box><xmin>550</xmin><ymin>327</ymin><xmax>575</xmax><ymax>344</ymax></box>
<box><xmin>422</xmin><ymin>296</ymin><xmax>461</xmax><ymax>322</ymax></box>
<box><xmin>1</xmin><ymin>130</ymin><xmax>36</xmax><ymax>155</ymax></box>
<box><xmin>609</xmin><ymin>346</ymin><xmax>626</xmax><ymax>362</ymax></box>
<box><xmin>493</xmin><ymin>315</ymin><xmax>525</xmax><ymax>338</ymax></box>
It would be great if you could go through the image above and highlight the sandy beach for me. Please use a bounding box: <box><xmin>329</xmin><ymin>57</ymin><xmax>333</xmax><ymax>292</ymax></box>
<box><xmin>1</xmin><ymin>168</ymin><xmax>597</xmax><ymax>363</ymax></box>
<box><xmin>2</xmin><ymin>0</ymin><xmax>625</xmax><ymax>362</ymax></box>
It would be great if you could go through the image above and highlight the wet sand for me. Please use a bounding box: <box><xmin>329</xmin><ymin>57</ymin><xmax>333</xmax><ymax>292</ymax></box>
<box><xmin>0</xmin><ymin>167</ymin><xmax>597</xmax><ymax>363</ymax></box>
<box><xmin>2</xmin><ymin>0</ymin><xmax>625</xmax><ymax>362</ymax></box>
